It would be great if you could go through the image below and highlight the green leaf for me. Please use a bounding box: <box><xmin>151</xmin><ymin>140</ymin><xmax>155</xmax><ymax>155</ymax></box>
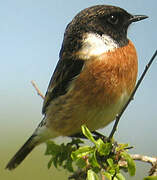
<box><xmin>144</xmin><ymin>176</ymin><xmax>157</xmax><ymax>180</ymax></box>
<box><xmin>71</xmin><ymin>146</ymin><xmax>94</xmax><ymax>160</ymax></box>
<box><xmin>45</xmin><ymin>141</ymin><xmax>61</xmax><ymax>155</ymax></box>
<box><xmin>116</xmin><ymin>144</ymin><xmax>129</xmax><ymax>152</ymax></box>
<box><xmin>95</xmin><ymin>138</ymin><xmax>112</xmax><ymax>156</ymax></box>
<box><xmin>47</xmin><ymin>157</ymin><xmax>53</xmax><ymax>169</ymax></box>
<box><xmin>81</xmin><ymin>125</ymin><xmax>112</xmax><ymax>156</ymax></box>
<box><xmin>116</xmin><ymin>173</ymin><xmax>126</xmax><ymax>180</ymax></box>
<box><xmin>104</xmin><ymin>172</ymin><xmax>125</xmax><ymax>180</ymax></box>
<box><xmin>75</xmin><ymin>158</ymin><xmax>86</xmax><ymax>169</ymax></box>
<box><xmin>81</xmin><ymin>125</ymin><xmax>97</xmax><ymax>144</ymax></box>
<box><xmin>87</xmin><ymin>169</ymin><xmax>99</xmax><ymax>180</ymax></box>
<box><xmin>104</xmin><ymin>172</ymin><xmax>112</xmax><ymax>180</ymax></box>
<box><xmin>88</xmin><ymin>150</ymin><xmax>100</xmax><ymax>168</ymax></box>
<box><xmin>45</xmin><ymin>140</ymin><xmax>75</xmax><ymax>171</ymax></box>
<box><xmin>121</xmin><ymin>152</ymin><xmax>136</xmax><ymax>176</ymax></box>
<box><xmin>104</xmin><ymin>172</ymin><xmax>116</xmax><ymax>180</ymax></box>
<box><xmin>63</xmin><ymin>158</ymin><xmax>73</xmax><ymax>172</ymax></box>
<box><xmin>107</xmin><ymin>158</ymin><xmax>114</xmax><ymax>168</ymax></box>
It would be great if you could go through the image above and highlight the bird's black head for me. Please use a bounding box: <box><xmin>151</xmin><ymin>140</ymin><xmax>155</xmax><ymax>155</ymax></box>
<box><xmin>60</xmin><ymin>5</ymin><xmax>148</xmax><ymax>57</ymax></box>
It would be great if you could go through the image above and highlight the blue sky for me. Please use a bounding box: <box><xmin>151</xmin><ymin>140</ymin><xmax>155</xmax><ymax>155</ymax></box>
<box><xmin>0</xmin><ymin>0</ymin><xmax>157</xmax><ymax>179</ymax></box>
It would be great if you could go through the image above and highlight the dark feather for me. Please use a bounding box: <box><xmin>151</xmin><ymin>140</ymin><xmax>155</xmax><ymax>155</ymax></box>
<box><xmin>5</xmin><ymin>135</ymin><xmax>38</xmax><ymax>170</ymax></box>
<box><xmin>42</xmin><ymin>57</ymin><xmax>84</xmax><ymax>114</ymax></box>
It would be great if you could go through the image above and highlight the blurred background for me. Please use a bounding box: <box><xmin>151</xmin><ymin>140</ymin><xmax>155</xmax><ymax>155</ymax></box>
<box><xmin>0</xmin><ymin>0</ymin><xmax>156</xmax><ymax>179</ymax></box>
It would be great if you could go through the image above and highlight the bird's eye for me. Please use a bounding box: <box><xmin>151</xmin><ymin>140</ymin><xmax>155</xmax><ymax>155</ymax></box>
<box><xmin>107</xmin><ymin>15</ymin><xmax>119</xmax><ymax>25</ymax></box>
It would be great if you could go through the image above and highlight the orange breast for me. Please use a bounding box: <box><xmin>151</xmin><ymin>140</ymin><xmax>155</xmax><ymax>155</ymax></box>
<box><xmin>73</xmin><ymin>40</ymin><xmax>138</xmax><ymax>107</ymax></box>
<box><xmin>46</xmin><ymin>40</ymin><xmax>138</xmax><ymax>136</ymax></box>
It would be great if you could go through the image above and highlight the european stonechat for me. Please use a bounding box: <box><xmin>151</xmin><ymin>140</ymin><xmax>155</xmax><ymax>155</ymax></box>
<box><xmin>6</xmin><ymin>5</ymin><xmax>148</xmax><ymax>170</ymax></box>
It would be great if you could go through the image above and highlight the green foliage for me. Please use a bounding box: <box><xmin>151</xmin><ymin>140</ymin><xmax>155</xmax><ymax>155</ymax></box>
<box><xmin>87</xmin><ymin>169</ymin><xmax>99</xmax><ymax>180</ymax></box>
<box><xmin>45</xmin><ymin>125</ymin><xmax>137</xmax><ymax>179</ymax></box>
<box><xmin>45</xmin><ymin>138</ymin><xmax>83</xmax><ymax>172</ymax></box>
<box><xmin>121</xmin><ymin>152</ymin><xmax>136</xmax><ymax>176</ymax></box>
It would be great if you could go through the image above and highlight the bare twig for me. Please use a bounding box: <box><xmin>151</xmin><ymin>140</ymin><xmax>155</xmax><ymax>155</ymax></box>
<box><xmin>31</xmin><ymin>80</ymin><xmax>45</xmax><ymax>99</ymax></box>
<box><xmin>119</xmin><ymin>154</ymin><xmax>157</xmax><ymax>176</ymax></box>
<box><xmin>131</xmin><ymin>154</ymin><xmax>157</xmax><ymax>165</ymax></box>
<box><xmin>109</xmin><ymin>50</ymin><xmax>157</xmax><ymax>139</ymax></box>
<box><xmin>131</xmin><ymin>154</ymin><xmax>157</xmax><ymax>176</ymax></box>
<box><xmin>150</xmin><ymin>162</ymin><xmax>157</xmax><ymax>176</ymax></box>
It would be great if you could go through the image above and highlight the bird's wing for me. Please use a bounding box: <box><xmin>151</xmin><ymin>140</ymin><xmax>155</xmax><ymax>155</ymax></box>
<box><xmin>42</xmin><ymin>57</ymin><xmax>84</xmax><ymax>114</ymax></box>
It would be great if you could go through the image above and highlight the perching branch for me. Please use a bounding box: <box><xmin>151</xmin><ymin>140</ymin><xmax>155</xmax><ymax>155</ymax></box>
<box><xmin>109</xmin><ymin>50</ymin><xmax>157</xmax><ymax>139</ymax></box>
<box><xmin>119</xmin><ymin>154</ymin><xmax>157</xmax><ymax>176</ymax></box>
<box><xmin>31</xmin><ymin>80</ymin><xmax>45</xmax><ymax>99</ymax></box>
<box><xmin>131</xmin><ymin>154</ymin><xmax>157</xmax><ymax>176</ymax></box>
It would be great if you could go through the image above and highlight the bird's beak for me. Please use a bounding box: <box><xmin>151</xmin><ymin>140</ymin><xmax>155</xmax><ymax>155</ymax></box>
<box><xmin>129</xmin><ymin>15</ymin><xmax>148</xmax><ymax>23</ymax></box>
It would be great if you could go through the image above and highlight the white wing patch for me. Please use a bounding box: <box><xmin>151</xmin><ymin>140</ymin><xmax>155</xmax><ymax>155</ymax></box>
<box><xmin>78</xmin><ymin>33</ymin><xmax>118</xmax><ymax>60</ymax></box>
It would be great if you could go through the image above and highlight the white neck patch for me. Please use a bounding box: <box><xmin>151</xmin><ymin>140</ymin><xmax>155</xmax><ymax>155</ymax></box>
<box><xmin>78</xmin><ymin>33</ymin><xmax>118</xmax><ymax>60</ymax></box>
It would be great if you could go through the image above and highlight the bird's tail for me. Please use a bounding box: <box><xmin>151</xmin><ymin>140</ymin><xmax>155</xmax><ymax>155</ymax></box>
<box><xmin>5</xmin><ymin>134</ymin><xmax>39</xmax><ymax>170</ymax></box>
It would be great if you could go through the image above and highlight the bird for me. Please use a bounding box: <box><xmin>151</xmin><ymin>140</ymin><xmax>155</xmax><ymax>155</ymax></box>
<box><xmin>6</xmin><ymin>5</ymin><xmax>148</xmax><ymax>170</ymax></box>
